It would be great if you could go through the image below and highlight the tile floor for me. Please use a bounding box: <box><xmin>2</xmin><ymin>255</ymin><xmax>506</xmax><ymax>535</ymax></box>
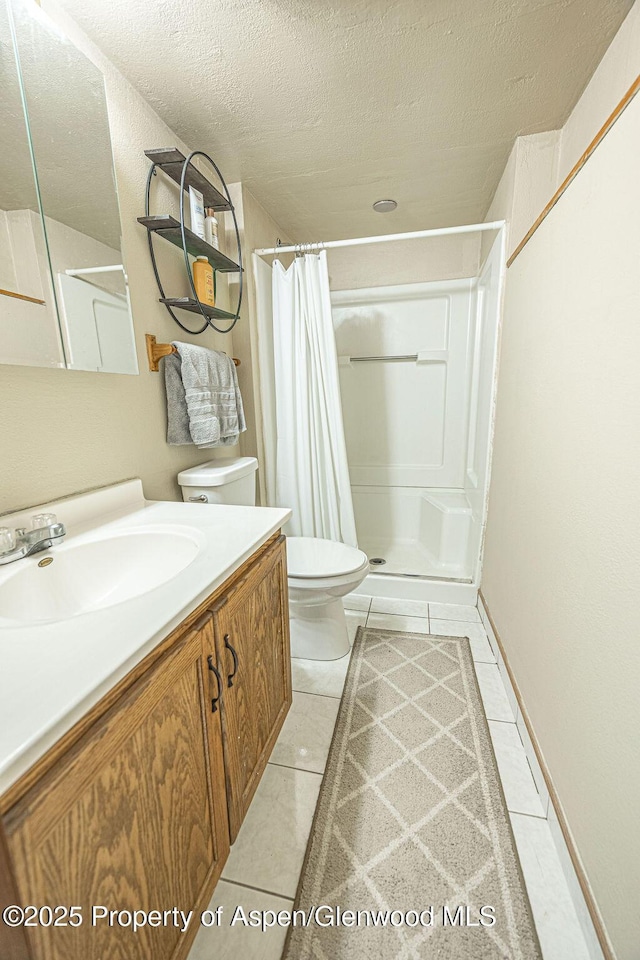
<box><xmin>189</xmin><ymin>598</ymin><xmax>593</xmax><ymax>960</ymax></box>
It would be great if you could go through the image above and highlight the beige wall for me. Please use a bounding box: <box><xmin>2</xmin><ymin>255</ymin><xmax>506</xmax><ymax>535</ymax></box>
<box><xmin>558</xmin><ymin>0</ymin><xmax>640</xmax><ymax>182</ymax></box>
<box><xmin>482</xmin><ymin>4</ymin><xmax>640</xmax><ymax>957</ymax></box>
<box><xmin>484</xmin><ymin>130</ymin><xmax>561</xmax><ymax>259</ymax></box>
<box><xmin>224</xmin><ymin>184</ymin><xmax>292</xmax><ymax>487</ymax></box>
<box><xmin>1</xmin><ymin>1</ymin><xmax>241</xmax><ymax>515</ymax></box>
<box><xmin>327</xmin><ymin>232</ymin><xmax>481</xmax><ymax>290</ymax></box>
<box><xmin>487</xmin><ymin>0</ymin><xmax>640</xmax><ymax>259</ymax></box>
<box><xmin>0</xmin><ymin>209</ymin><xmax>63</xmax><ymax>368</ymax></box>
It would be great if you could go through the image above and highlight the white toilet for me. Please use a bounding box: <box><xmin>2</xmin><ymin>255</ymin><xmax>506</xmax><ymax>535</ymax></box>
<box><xmin>177</xmin><ymin>457</ymin><xmax>369</xmax><ymax>660</ymax></box>
<box><xmin>286</xmin><ymin>537</ymin><xmax>369</xmax><ymax>660</ymax></box>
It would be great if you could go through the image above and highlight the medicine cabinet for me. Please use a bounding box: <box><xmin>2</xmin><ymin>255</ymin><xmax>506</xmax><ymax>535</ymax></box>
<box><xmin>0</xmin><ymin>0</ymin><xmax>137</xmax><ymax>374</ymax></box>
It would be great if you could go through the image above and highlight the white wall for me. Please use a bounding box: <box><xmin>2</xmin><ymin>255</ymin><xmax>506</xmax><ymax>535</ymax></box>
<box><xmin>481</xmin><ymin>4</ymin><xmax>640</xmax><ymax>956</ymax></box>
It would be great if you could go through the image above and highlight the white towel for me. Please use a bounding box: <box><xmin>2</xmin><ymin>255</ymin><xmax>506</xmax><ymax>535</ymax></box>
<box><xmin>164</xmin><ymin>342</ymin><xmax>245</xmax><ymax>447</ymax></box>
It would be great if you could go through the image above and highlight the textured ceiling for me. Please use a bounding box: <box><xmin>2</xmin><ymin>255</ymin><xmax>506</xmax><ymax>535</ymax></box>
<box><xmin>54</xmin><ymin>0</ymin><xmax>632</xmax><ymax>240</ymax></box>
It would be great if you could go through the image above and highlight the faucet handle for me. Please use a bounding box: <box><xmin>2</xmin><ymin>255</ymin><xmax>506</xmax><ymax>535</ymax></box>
<box><xmin>0</xmin><ymin>527</ymin><xmax>16</xmax><ymax>554</ymax></box>
<box><xmin>31</xmin><ymin>513</ymin><xmax>57</xmax><ymax>530</ymax></box>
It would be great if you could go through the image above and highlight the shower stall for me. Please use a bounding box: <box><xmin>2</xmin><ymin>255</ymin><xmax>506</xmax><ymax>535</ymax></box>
<box><xmin>254</xmin><ymin>222</ymin><xmax>505</xmax><ymax>602</ymax></box>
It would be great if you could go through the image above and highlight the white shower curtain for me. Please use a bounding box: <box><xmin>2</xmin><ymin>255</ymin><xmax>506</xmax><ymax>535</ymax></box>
<box><xmin>272</xmin><ymin>251</ymin><xmax>357</xmax><ymax>547</ymax></box>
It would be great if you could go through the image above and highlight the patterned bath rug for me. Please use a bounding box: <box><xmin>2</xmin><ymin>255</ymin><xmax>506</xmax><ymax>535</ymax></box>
<box><xmin>282</xmin><ymin>626</ymin><xmax>541</xmax><ymax>960</ymax></box>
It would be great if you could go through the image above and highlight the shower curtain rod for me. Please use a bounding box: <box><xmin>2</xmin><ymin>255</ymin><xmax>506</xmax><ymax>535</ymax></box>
<box><xmin>254</xmin><ymin>220</ymin><xmax>505</xmax><ymax>256</ymax></box>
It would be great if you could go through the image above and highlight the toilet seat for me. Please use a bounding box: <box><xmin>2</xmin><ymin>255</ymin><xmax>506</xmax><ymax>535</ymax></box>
<box><xmin>287</xmin><ymin>536</ymin><xmax>368</xmax><ymax>579</ymax></box>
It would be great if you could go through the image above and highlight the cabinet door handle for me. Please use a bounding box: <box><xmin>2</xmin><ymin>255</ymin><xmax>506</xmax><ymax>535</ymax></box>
<box><xmin>224</xmin><ymin>634</ymin><xmax>239</xmax><ymax>687</ymax></box>
<box><xmin>207</xmin><ymin>655</ymin><xmax>223</xmax><ymax>713</ymax></box>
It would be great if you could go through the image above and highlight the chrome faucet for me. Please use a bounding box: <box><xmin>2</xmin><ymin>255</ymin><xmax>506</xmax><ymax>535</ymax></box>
<box><xmin>0</xmin><ymin>516</ymin><xmax>66</xmax><ymax>566</ymax></box>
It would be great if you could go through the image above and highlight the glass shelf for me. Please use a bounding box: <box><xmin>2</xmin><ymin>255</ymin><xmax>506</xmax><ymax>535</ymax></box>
<box><xmin>159</xmin><ymin>297</ymin><xmax>237</xmax><ymax>321</ymax></box>
<box><xmin>145</xmin><ymin>148</ymin><xmax>231</xmax><ymax>210</ymax></box>
<box><xmin>138</xmin><ymin>215</ymin><xmax>240</xmax><ymax>272</ymax></box>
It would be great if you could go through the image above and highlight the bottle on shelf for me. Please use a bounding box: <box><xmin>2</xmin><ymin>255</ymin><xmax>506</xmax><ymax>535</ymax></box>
<box><xmin>204</xmin><ymin>208</ymin><xmax>219</xmax><ymax>250</ymax></box>
<box><xmin>192</xmin><ymin>256</ymin><xmax>215</xmax><ymax>306</ymax></box>
<box><xmin>189</xmin><ymin>186</ymin><xmax>205</xmax><ymax>240</ymax></box>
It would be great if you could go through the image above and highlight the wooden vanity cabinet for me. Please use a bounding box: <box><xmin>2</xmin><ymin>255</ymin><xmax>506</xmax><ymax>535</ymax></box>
<box><xmin>2</xmin><ymin>615</ymin><xmax>229</xmax><ymax>960</ymax></box>
<box><xmin>211</xmin><ymin>534</ymin><xmax>291</xmax><ymax>840</ymax></box>
<box><xmin>0</xmin><ymin>533</ymin><xmax>291</xmax><ymax>960</ymax></box>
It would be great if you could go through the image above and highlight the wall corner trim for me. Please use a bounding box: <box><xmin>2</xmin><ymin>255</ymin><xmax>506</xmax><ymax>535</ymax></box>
<box><xmin>507</xmin><ymin>73</ymin><xmax>640</xmax><ymax>268</ymax></box>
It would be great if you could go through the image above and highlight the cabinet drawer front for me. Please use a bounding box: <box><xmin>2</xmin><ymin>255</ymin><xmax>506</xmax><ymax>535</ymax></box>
<box><xmin>212</xmin><ymin>536</ymin><xmax>291</xmax><ymax>839</ymax></box>
<box><xmin>3</xmin><ymin>622</ymin><xmax>229</xmax><ymax>960</ymax></box>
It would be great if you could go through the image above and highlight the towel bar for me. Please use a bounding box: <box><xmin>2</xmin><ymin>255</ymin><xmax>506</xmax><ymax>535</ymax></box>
<box><xmin>146</xmin><ymin>334</ymin><xmax>240</xmax><ymax>372</ymax></box>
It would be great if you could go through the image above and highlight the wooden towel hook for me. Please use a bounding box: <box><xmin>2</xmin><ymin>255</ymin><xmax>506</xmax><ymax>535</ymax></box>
<box><xmin>145</xmin><ymin>334</ymin><xmax>240</xmax><ymax>372</ymax></box>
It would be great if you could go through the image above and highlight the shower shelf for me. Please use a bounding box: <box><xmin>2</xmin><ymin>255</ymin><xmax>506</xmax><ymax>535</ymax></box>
<box><xmin>159</xmin><ymin>298</ymin><xmax>237</xmax><ymax>321</ymax></box>
<box><xmin>137</xmin><ymin>216</ymin><xmax>241</xmax><ymax>272</ymax></box>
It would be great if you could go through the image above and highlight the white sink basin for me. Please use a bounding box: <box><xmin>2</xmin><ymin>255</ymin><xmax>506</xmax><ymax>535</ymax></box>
<box><xmin>0</xmin><ymin>527</ymin><xmax>201</xmax><ymax>624</ymax></box>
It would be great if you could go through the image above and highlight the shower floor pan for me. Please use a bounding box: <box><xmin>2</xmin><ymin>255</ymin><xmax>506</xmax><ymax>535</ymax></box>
<box><xmin>358</xmin><ymin>537</ymin><xmax>471</xmax><ymax>580</ymax></box>
<box><xmin>355</xmin><ymin>489</ymin><xmax>473</xmax><ymax>580</ymax></box>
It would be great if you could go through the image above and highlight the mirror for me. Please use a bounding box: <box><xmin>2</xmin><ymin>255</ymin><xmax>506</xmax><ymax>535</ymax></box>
<box><xmin>0</xmin><ymin>0</ymin><xmax>63</xmax><ymax>367</ymax></box>
<box><xmin>0</xmin><ymin>0</ymin><xmax>138</xmax><ymax>374</ymax></box>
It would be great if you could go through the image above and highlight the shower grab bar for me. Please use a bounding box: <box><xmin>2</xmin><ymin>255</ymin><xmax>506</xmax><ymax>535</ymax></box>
<box><xmin>350</xmin><ymin>354</ymin><xmax>417</xmax><ymax>362</ymax></box>
<box><xmin>338</xmin><ymin>350</ymin><xmax>448</xmax><ymax>365</ymax></box>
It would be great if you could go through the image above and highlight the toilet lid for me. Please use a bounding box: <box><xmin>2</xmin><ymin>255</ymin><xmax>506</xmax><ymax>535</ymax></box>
<box><xmin>287</xmin><ymin>537</ymin><xmax>368</xmax><ymax>579</ymax></box>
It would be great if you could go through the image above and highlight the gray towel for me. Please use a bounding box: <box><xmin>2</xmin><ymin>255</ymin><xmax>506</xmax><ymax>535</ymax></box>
<box><xmin>164</xmin><ymin>342</ymin><xmax>246</xmax><ymax>447</ymax></box>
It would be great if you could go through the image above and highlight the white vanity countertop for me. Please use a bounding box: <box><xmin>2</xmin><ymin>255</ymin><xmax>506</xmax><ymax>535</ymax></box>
<box><xmin>0</xmin><ymin>481</ymin><xmax>291</xmax><ymax>795</ymax></box>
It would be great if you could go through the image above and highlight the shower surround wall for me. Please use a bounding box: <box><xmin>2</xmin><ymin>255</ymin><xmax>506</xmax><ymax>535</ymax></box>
<box><xmin>331</xmin><ymin>231</ymin><xmax>503</xmax><ymax>585</ymax></box>
<box><xmin>332</xmin><ymin>279</ymin><xmax>475</xmax><ymax>578</ymax></box>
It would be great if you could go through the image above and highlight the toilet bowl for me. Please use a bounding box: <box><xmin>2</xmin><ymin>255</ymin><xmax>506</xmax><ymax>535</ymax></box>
<box><xmin>177</xmin><ymin>459</ymin><xmax>368</xmax><ymax>661</ymax></box>
<box><xmin>287</xmin><ymin>537</ymin><xmax>369</xmax><ymax>660</ymax></box>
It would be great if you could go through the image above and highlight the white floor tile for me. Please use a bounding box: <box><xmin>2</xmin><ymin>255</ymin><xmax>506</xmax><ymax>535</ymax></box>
<box><xmin>497</xmin><ymin>653</ymin><xmax>520</xmax><ymax>722</ymax></box>
<box><xmin>270</xmin><ymin>691</ymin><xmax>340</xmax><ymax>774</ymax></box>
<box><xmin>223</xmin><ymin>764</ymin><xmax>322</xmax><ymax>899</ymax></box>
<box><xmin>430</xmin><ymin>618</ymin><xmax>496</xmax><ymax>663</ymax></box>
<box><xmin>488</xmin><ymin>720</ymin><xmax>546</xmax><ymax>817</ymax></box>
<box><xmin>516</xmin><ymin>711</ymin><xmax>550</xmax><ymax>816</ymax></box>
<box><xmin>291</xmin><ymin>651</ymin><xmax>351</xmax><ymax>699</ymax></box>
<box><xmin>346</xmin><ymin>610</ymin><xmax>367</xmax><ymax>644</ymax></box>
<box><xmin>366</xmin><ymin>612</ymin><xmax>431</xmax><ymax>634</ymax></box>
<box><xmin>429</xmin><ymin>602</ymin><xmax>480</xmax><ymax>622</ymax></box>
<box><xmin>547</xmin><ymin>804</ymin><xmax>605</xmax><ymax>960</ymax></box>
<box><xmin>343</xmin><ymin>594</ymin><xmax>371</xmax><ymax>613</ymax></box>
<box><xmin>510</xmin><ymin>813</ymin><xmax>592</xmax><ymax>960</ymax></box>
<box><xmin>188</xmin><ymin>879</ymin><xmax>292</xmax><ymax>960</ymax></box>
<box><xmin>473</xmin><ymin>662</ymin><xmax>516</xmax><ymax>722</ymax></box>
<box><xmin>369</xmin><ymin>597</ymin><xmax>429</xmax><ymax>619</ymax></box>
<box><xmin>479</xmin><ymin>607</ymin><xmax>501</xmax><ymax>662</ymax></box>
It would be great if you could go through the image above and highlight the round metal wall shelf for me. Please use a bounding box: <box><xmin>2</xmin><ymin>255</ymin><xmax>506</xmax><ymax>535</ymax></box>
<box><xmin>140</xmin><ymin>148</ymin><xmax>243</xmax><ymax>335</ymax></box>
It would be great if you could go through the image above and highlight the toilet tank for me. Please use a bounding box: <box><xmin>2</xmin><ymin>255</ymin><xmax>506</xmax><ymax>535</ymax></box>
<box><xmin>177</xmin><ymin>457</ymin><xmax>258</xmax><ymax>505</ymax></box>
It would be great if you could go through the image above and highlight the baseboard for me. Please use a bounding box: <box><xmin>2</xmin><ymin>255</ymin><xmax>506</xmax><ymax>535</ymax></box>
<box><xmin>477</xmin><ymin>591</ymin><xmax>615</xmax><ymax>960</ymax></box>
